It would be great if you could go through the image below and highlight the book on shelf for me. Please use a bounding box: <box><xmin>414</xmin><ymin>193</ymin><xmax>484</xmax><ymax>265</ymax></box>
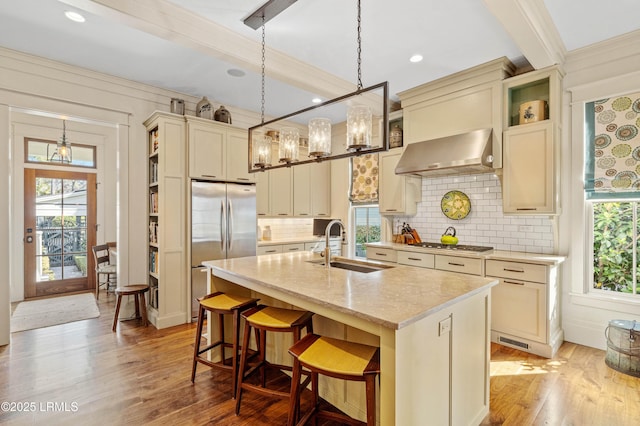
<box><xmin>149</xmin><ymin>162</ymin><xmax>158</xmax><ymax>184</ymax></box>
<box><xmin>151</xmin><ymin>129</ymin><xmax>159</xmax><ymax>154</ymax></box>
<box><xmin>149</xmin><ymin>250</ymin><xmax>159</xmax><ymax>274</ymax></box>
<box><xmin>149</xmin><ymin>221</ymin><xmax>158</xmax><ymax>244</ymax></box>
<box><xmin>149</xmin><ymin>192</ymin><xmax>158</xmax><ymax>214</ymax></box>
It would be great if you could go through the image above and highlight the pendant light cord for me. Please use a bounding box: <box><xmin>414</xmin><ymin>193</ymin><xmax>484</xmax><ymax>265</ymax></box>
<box><xmin>261</xmin><ymin>15</ymin><xmax>266</xmax><ymax>124</ymax></box>
<box><xmin>356</xmin><ymin>0</ymin><xmax>362</xmax><ymax>91</ymax></box>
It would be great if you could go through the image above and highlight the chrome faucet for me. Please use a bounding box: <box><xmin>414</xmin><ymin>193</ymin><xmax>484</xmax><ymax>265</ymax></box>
<box><xmin>324</xmin><ymin>219</ymin><xmax>344</xmax><ymax>269</ymax></box>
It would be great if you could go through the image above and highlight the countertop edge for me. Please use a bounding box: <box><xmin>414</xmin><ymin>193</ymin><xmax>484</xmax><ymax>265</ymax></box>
<box><xmin>365</xmin><ymin>242</ymin><xmax>566</xmax><ymax>266</ymax></box>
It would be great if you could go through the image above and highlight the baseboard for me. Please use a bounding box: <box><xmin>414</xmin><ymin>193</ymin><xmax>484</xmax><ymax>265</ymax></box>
<box><xmin>491</xmin><ymin>330</ymin><xmax>561</xmax><ymax>358</ymax></box>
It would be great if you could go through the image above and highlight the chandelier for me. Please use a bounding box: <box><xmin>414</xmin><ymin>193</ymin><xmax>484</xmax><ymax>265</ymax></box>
<box><xmin>246</xmin><ymin>0</ymin><xmax>389</xmax><ymax>172</ymax></box>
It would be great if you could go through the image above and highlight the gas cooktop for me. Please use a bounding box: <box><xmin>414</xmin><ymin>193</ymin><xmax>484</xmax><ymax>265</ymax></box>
<box><xmin>409</xmin><ymin>242</ymin><xmax>494</xmax><ymax>252</ymax></box>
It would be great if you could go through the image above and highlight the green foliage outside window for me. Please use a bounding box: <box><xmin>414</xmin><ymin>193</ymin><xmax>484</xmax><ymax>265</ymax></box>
<box><xmin>593</xmin><ymin>202</ymin><xmax>638</xmax><ymax>294</ymax></box>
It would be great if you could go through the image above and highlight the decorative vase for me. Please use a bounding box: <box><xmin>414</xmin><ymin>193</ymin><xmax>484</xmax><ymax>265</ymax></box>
<box><xmin>390</xmin><ymin>124</ymin><xmax>403</xmax><ymax>148</ymax></box>
<box><xmin>196</xmin><ymin>96</ymin><xmax>213</xmax><ymax>119</ymax></box>
<box><xmin>214</xmin><ymin>105</ymin><xmax>232</xmax><ymax>124</ymax></box>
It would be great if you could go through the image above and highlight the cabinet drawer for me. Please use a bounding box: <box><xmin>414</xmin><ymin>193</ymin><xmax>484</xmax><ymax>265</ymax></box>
<box><xmin>282</xmin><ymin>243</ymin><xmax>305</xmax><ymax>253</ymax></box>
<box><xmin>435</xmin><ymin>255</ymin><xmax>483</xmax><ymax>276</ymax></box>
<box><xmin>486</xmin><ymin>259</ymin><xmax>547</xmax><ymax>284</ymax></box>
<box><xmin>397</xmin><ymin>251</ymin><xmax>434</xmax><ymax>269</ymax></box>
<box><xmin>366</xmin><ymin>247</ymin><xmax>397</xmax><ymax>263</ymax></box>
<box><xmin>257</xmin><ymin>245</ymin><xmax>283</xmax><ymax>256</ymax></box>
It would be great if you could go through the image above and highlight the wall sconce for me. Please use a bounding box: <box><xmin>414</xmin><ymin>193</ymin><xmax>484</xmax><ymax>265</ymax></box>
<box><xmin>308</xmin><ymin>118</ymin><xmax>332</xmax><ymax>158</ymax></box>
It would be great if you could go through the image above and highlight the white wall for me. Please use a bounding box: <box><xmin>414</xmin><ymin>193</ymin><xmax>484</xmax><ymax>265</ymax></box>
<box><xmin>560</xmin><ymin>31</ymin><xmax>640</xmax><ymax>350</ymax></box>
<box><xmin>0</xmin><ymin>47</ymin><xmax>260</xmax><ymax>345</ymax></box>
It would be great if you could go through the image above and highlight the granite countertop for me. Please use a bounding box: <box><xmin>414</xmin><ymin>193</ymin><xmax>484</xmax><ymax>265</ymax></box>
<box><xmin>365</xmin><ymin>242</ymin><xmax>566</xmax><ymax>266</ymax></box>
<box><xmin>203</xmin><ymin>251</ymin><xmax>497</xmax><ymax>330</ymax></box>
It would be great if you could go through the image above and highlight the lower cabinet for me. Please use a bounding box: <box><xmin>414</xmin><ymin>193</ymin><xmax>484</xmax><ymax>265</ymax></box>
<box><xmin>257</xmin><ymin>240</ymin><xmax>341</xmax><ymax>256</ymax></box>
<box><xmin>486</xmin><ymin>259</ymin><xmax>562</xmax><ymax>357</ymax></box>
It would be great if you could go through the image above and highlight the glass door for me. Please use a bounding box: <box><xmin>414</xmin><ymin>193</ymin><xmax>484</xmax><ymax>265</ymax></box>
<box><xmin>23</xmin><ymin>169</ymin><xmax>97</xmax><ymax>298</ymax></box>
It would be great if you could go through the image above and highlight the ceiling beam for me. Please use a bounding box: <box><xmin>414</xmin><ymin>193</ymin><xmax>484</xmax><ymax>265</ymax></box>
<box><xmin>483</xmin><ymin>0</ymin><xmax>566</xmax><ymax>69</ymax></box>
<box><xmin>58</xmin><ymin>0</ymin><xmax>356</xmax><ymax>100</ymax></box>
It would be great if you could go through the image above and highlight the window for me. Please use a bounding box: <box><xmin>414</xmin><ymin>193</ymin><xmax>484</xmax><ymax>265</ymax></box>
<box><xmin>585</xmin><ymin>91</ymin><xmax>640</xmax><ymax>297</ymax></box>
<box><xmin>591</xmin><ymin>201</ymin><xmax>639</xmax><ymax>295</ymax></box>
<box><xmin>353</xmin><ymin>206</ymin><xmax>381</xmax><ymax>258</ymax></box>
<box><xmin>25</xmin><ymin>138</ymin><xmax>96</xmax><ymax>168</ymax></box>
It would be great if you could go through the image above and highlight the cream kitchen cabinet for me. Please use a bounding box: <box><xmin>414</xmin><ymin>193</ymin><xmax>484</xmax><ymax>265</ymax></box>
<box><xmin>269</xmin><ymin>167</ymin><xmax>293</xmax><ymax>216</ymax></box>
<box><xmin>435</xmin><ymin>254</ymin><xmax>484</xmax><ymax>276</ymax></box>
<box><xmin>397</xmin><ymin>250</ymin><xmax>434</xmax><ymax>268</ymax></box>
<box><xmin>486</xmin><ymin>258</ymin><xmax>563</xmax><ymax>358</ymax></box>
<box><xmin>366</xmin><ymin>246</ymin><xmax>397</xmax><ymax>263</ymax></box>
<box><xmin>186</xmin><ymin>117</ymin><xmax>254</xmax><ymax>183</ymax></box>
<box><xmin>293</xmin><ymin>161</ymin><xmax>331</xmax><ymax>217</ymax></box>
<box><xmin>501</xmin><ymin>66</ymin><xmax>562</xmax><ymax>215</ymax></box>
<box><xmin>256</xmin><ymin>245</ymin><xmax>283</xmax><ymax>256</ymax></box>
<box><xmin>256</xmin><ymin>171</ymin><xmax>270</xmax><ymax>217</ymax></box>
<box><xmin>502</xmin><ymin>122</ymin><xmax>558</xmax><ymax>214</ymax></box>
<box><xmin>378</xmin><ymin>149</ymin><xmax>421</xmax><ymax>215</ymax></box>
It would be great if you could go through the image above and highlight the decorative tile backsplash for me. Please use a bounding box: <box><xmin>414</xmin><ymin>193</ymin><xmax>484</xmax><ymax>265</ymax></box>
<box><xmin>395</xmin><ymin>173</ymin><xmax>555</xmax><ymax>254</ymax></box>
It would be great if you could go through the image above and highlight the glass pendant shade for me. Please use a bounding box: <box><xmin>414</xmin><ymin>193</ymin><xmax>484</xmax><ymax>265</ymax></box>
<box><xmin>48</xmin><ymin>120</ymin><xmax>73</xmax><ymax>163</ymax></box>
<box><xmin>346</xmin><ymin>105</ymin><xmax>372</xmax><ymax>150</ymax></box>
<box><xmin>279</xmin><ymin>127</ymin><xmax>299</xmax><ymax>163</ymax></box>
<box><xmin>253</xmin><ymin>133</ymin><xmax>272</xmax><ymax>168</ymax></box>
<box><xmin>308</xmin><ymin>118</ymin><xmax>332</xmax><ymax>157</ymax></box>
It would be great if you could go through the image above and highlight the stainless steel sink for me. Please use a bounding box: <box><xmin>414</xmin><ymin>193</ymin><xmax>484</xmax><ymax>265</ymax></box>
<box><xmin>306</xmin><ymin>257</ymin><xmax>394</xmax><ymax>273</ymax></box>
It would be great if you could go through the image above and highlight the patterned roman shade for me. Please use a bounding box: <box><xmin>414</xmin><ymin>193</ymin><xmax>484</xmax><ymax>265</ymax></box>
<box><xmin>585</xmin><ymin>91</ymin><xmax>640</xmax><ymax>199</ymax></box>
<box><xmin>350</xmin><ymin>153</ymin><xmax>379</xmax><ymax>204</ymax></box>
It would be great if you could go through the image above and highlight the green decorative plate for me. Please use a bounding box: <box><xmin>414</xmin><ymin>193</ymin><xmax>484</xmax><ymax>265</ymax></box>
<box><xmin>441</xmin><ymin>190</ymin><xmax>471</xmax><ymax>220</ymax></box>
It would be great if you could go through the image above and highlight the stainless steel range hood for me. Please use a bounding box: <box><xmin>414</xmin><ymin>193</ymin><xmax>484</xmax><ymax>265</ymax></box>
<box><xmin>395</xmin><ymin>128</ymin><xmax>494</xmax><ymax>177</ymax></box>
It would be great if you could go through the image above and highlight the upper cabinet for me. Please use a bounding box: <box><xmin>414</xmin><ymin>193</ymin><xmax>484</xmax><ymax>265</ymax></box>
<box><xmin>379</xmin><ymin>149</ymin><xmax>421</xmax><ymax>215</ymax></box>
<box><xmin>293</xmin><ymin>161</ymin><xmax>331</xmax><ymax>217</ymax></box>
<box><xmin>186</xmin><ymin>116</ymin><xmax>254</xmax><ymax>183</ymax></box>
<box><xmin>501</xmin><ymin>66</ymin><xmax>563</xmax><ymax>215</ymax></box>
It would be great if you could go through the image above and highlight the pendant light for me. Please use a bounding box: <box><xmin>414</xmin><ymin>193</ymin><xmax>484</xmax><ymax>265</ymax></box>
<box><xmin>48</xmin><ymin>119</ymin><xmax>73</xmax><ymax>163</ymax></box>
<box><xmin>252</xmin><ymin>16</ymin><xmax>272</xmax><ymax>169</ymax></box>
<box><xmin>308</xmin><ymin>117</ymin><xmax>332</xmax><ymax>157</ymax></box>
<box><xmin>346</xmin><ymin>0</ymin><xmax>372</xmax><ymax>151</ymax></box>
<box><xmin>279</xmin><ymin>127</ymin><xmax>299</xmax><ymax>163</ymax></box>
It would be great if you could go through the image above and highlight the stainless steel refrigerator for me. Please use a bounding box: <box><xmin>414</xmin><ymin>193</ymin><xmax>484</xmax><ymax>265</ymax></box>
<box><xmin>191</xmin><ymin>181</ymin><xmax>256</xmax><ymax>318</ymax></box>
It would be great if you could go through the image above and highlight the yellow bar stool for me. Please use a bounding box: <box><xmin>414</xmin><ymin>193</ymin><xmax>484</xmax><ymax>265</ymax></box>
<box><xmin>191</xmin><ymin>292</ymin><xmax>260</xmax><ymax>398</ymax></box>
<box><xmin>288</xmin><ymin>334</ymin><xmax>380</xmax><ymax>426</ymax></box>
<box><xmin>235</xmin><ymin>305</ymin><xmax>314</xmax><ymax>421</ymax></box>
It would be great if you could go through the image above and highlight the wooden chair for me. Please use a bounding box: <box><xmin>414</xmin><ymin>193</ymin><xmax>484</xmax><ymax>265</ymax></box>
<box><xmin>288</xmin><ymin>334</ymin><xmax>380</xmax><ymax>426</ymax></box>
<box><xmin>92</xmin><ymin>244</ymin><xmax>117</xmax><ymax>299</ymax></box>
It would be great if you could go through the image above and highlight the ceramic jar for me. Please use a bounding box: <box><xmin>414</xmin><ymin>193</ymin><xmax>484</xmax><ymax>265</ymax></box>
<box><xmin>196</xmin><ymin>96</ymin><xmax>214</xmax><ymax>119</ymax></box>
<box><xmin>390</xmin><ymin>124</ymin><xmax>403</xmax><ymax>148</ymax></box>
<box><xmin>214</xmin><ymin>105</ymin><xmax>232</xmax><ymax>124</ymax></box>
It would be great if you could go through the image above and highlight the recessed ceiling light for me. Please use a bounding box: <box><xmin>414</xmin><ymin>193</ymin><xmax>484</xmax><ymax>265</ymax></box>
<box><xmin>312</xmin><ymin>97</ymin><xmax>322</xmax><ymax>104</ymax></box>
<box><xmin>227</xmin><ymin>68</ymin><xmax>246</xmax><ymax>77</ymax></box>
<box><xmin>409</xmin><ymin>54</ymin><xmax>423</xmax><ymax>63</ymax></box>
<box><xmin>64</xmin><ymin>11</ymin><xmax>86</xmax><ymax>23</ymax></box>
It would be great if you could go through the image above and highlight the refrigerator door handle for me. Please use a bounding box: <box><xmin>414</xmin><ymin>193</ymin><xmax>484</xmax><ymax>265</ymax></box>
<box><xmin>220</xmin><ymin>199</ymin><xmax>225</xmax><ymax>252</ymax></box>
<box><xmin>227</xmin><ymin>199</ymin><xmax>233</xmax><ymax>252</ymax></box>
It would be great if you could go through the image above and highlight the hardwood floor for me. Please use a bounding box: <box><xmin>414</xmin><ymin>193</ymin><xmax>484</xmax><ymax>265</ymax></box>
<box><xmin>2</xmin><ymin>293</ymin><xmax>639</xmax><ymax>425</ymax></box>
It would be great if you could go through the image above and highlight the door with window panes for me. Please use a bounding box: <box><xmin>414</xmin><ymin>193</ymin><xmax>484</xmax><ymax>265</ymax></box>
<box><xmin>23</xmin><ymin>169</ymin><xmax>96</xmax><ymax>298</ymax></box>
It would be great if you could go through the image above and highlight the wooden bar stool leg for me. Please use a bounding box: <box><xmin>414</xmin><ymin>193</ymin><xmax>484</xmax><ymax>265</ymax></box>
<box><xmin>259</xmin><ymin>329</ymin><xmax>267</xmax><ymax>388</ymax></box>
<box><xmin>231</xmin><ymin>308</ymin><xmax>241</xmax><ymax>398</ymax></box>
<box><xmin>235</xmin><ymin>320</ymin><xmax>253</xmax><ymax>414</ymax></box>
<box><xmin>112</xmin><ymin>294</ymin><xmax>123</xmax><ymax>332</ymax></box>
<box><xmin>139</xmin><ymin>292</ymin><xmax>148</xmax><ymax>327</ymax></box>
<box><xmin>287</xmin><ymin>358</ymin><xmax>303</xmax><ymax>426</ymax></box>
<box><xmin>365</xmin><ymin>375</ymin><xmax>376</xmax><ymax>426</ymax></box>
<box><xmin>191</xmin><ymin>305</ymin><xmax>205</xmax><ymax>382</ymax></box>
<box><xmin>134</xmin><ymin>294</ymin><xmax>140</xmax><ymax>319</ymax></box>
<box><xmin>218</xmin><ymin>313</ymin><xmax>226</xmax><ymax>365</ymax></box>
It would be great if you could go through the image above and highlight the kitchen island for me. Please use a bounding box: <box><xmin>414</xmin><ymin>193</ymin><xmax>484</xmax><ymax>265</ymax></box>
<box><xmin>203</xmin><ymin>252</ymin><xmax>498</xmax><ymax>425</ymax></box>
